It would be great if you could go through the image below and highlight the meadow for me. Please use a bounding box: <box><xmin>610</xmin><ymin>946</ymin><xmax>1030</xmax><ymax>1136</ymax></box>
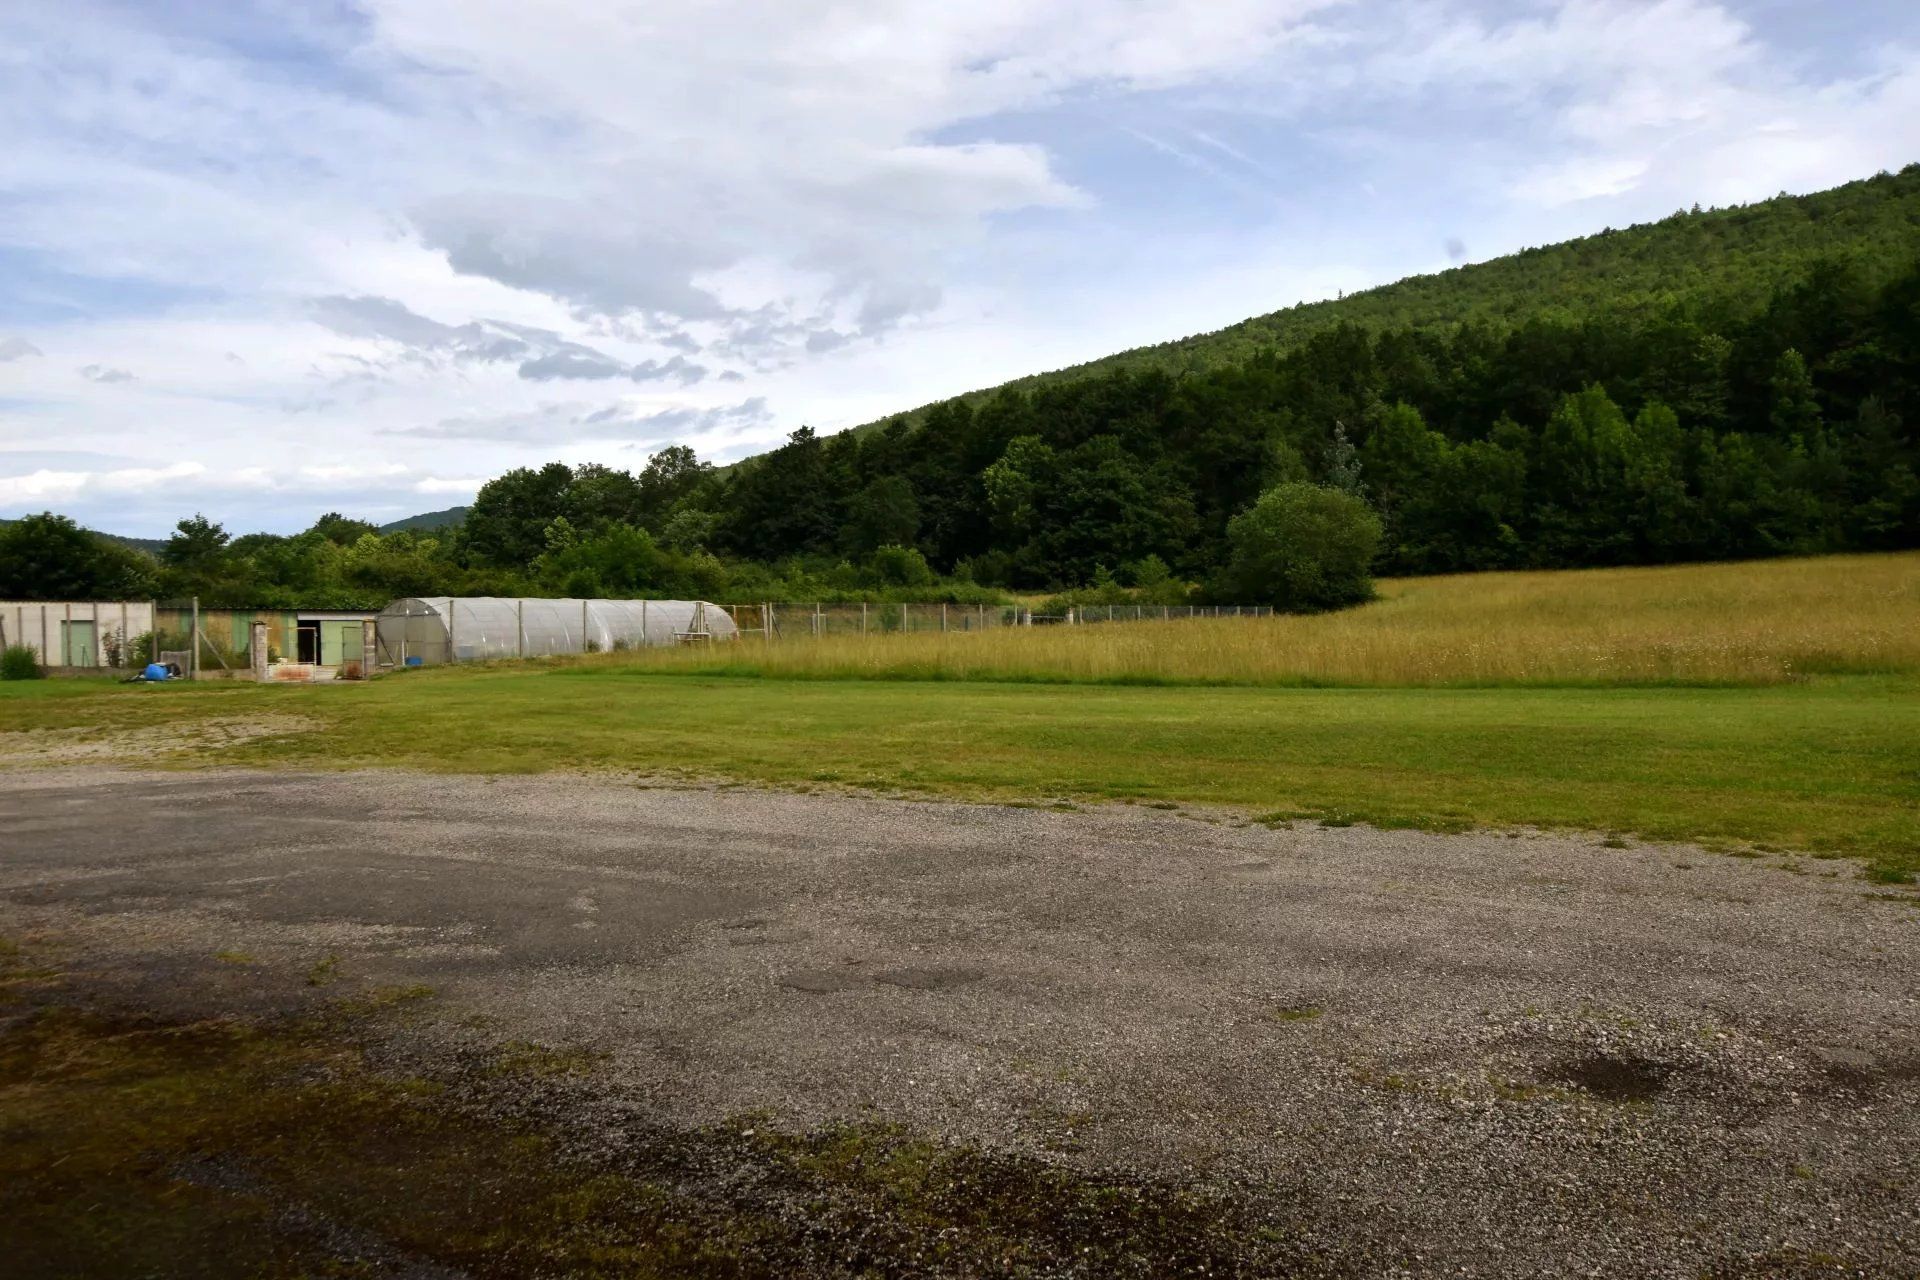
<box><xmin>2</xmin><ymin>553</ymin><xmax>1916</xmax><ymax>881</ymax></box>
<box><xmin>611</xmin><ymin>553</ymin><xmax>1920</xmax><ymax>687</ymax></box>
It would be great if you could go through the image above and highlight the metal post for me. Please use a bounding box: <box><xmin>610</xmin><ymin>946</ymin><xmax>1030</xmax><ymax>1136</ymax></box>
<box><xmin>190</xmin><ymin>596</ymin><xmax>200</xmax><ymax>680</ymax></box>
<box><xmin>583</xmin><ymin>598</ymin><xmax>590</xmax><ymax>651</ymax></box>
<box><xmin>517</xmin><ymin>598</ymin><xmax>525</xmax><ymax>657</ymax></box>
<box><xmin>901</xmin><ymin>602</ymin><xmax>908</xmax><ymax>633</ymax></box>
<box><xmin>119</xmin><ymin>601</ymin><xmax>128</xmax><ymax>668</ymax></box>
<box><xmin>861</xmin><ymin>601</ymin><xmax>867</xmax><ymax>635</ymax></box>
<box><xmin>447</xmin><ymin>599</ymin><xmax>457</xmax><ymax>663</ymax></box>
<box><xmin>941</xmin><ymin>603</ymin><xmax>947</xmax><ymax>632</ymax></box>
<box><xmin>41</xmin><ymin>606</ymin><xmax>49</xmax><ymax>667</ymax></box>
<box><xmin>62</xmin><ymin>601</ymin><xmax>71</xmax><ymax>669</ymax></box>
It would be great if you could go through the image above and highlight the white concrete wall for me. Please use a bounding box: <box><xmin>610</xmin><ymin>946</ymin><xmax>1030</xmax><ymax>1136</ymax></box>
<box><xmin>0</xmin><ymin>601</ymin><xmax>155</xmax><ymax>667</ymax></box>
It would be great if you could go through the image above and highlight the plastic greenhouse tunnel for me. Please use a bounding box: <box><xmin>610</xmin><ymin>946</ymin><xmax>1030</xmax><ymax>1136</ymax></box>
<box><xmin>375</xmin><ymin>597</ymin><xmax>737</xmax><ymax>666</ymax></box>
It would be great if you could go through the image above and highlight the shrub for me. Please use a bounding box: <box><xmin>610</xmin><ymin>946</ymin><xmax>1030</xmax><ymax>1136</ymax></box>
<box><xmin>1220</xmin><ymin>482</ymin><xmax>1382</xmax><ymax>612</ymax></box>
<box><xmin>1</xmin><ymin>644</ymin><xmax>44</xmax><ymax>680</ymax></box>
<box><xmin>866</xmin><ymin>544</ymin><xmax>935</xmax><ymax>589</ymax></box>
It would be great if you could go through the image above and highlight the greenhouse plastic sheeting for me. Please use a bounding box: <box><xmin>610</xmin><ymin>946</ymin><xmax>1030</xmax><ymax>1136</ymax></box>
<box><xmin>375</xmin><ymin>597</ymin><xmax>736</xmax><ymax>665</ymax></box>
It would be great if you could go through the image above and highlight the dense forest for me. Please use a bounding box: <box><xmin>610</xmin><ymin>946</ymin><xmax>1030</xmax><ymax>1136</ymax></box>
<box><xmin>4</xmin><ymin>167</ymin><xmax>1917</xmax><ymax>609</ymax></box>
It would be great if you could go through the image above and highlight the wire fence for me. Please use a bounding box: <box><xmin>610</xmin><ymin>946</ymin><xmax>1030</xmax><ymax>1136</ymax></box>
<box><xmin>723</xmin><ymin>602</ymin><xmax>1275</xmax><ymax>640</ymax></box>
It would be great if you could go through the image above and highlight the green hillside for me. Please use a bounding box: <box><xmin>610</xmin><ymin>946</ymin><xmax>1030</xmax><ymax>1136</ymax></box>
<box><xmin>857</xmin><ymin>165</ymin><xmax>1920</xmax><ymax>432</ymax></box>
<box><xmin>684</xmin><ymin>165</ymin><xmax>1920</xmax><ymax>590</ymax></box>
<box><xmin>379</xmin><ymin>506</ymin><xmax>466</xmax><ymax>535</ymax></box>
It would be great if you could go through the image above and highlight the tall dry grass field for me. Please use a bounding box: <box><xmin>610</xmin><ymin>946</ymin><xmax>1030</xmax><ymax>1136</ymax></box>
<box><xmin>604</xmin><ymin>552</ymin><xmax>1920</xmax><ymax>686</ymax></box>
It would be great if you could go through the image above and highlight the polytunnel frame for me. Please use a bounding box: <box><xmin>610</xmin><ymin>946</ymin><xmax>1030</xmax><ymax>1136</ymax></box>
<box><xmin>375</xmin><ymin>597</ymin><xmax>734</xmax><ymax>666</ymax></box>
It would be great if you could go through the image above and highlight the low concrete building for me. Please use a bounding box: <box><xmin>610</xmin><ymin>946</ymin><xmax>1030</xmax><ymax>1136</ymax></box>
<box><xmin>149</xmin><ymin>606</ymin><xmax>378</xmax><ymax>672</ymax></box>
<box><xmin>0</xmin><ymin>601</ymin><xmax>378</xmax><ymax>677</ymax></box>
<box><xmin>0</xmin><ymin>600</ymin><xmax>154</xmax><ymax>669</ymax></box>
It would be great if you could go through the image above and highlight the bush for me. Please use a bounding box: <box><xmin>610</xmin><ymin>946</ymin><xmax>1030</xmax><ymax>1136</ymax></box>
<box><xmin>866</xmin><ymin>544</ymin><xmax>935</xmax><ymax>589</ymax></box>
<box><xmin>1219</xmin><ymin>483</ymin><xmax>1382</xmax><ymax>612</ymax></box>
<box><xmin>1</xmin><ymin>644</ymin><xmax>44</xmax><ymax>680</ymax></box>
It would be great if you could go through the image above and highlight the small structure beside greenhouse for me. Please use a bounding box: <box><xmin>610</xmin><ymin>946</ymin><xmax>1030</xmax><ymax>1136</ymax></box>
<box><xmin>1</xmin><ymin>600</ymin><xmax>154</xmax><ymax>670</ymax></box>
<box><xmin>376</xmin><ymin>597</ymin><xmax>736</xmax><ymax>665</ymax></box>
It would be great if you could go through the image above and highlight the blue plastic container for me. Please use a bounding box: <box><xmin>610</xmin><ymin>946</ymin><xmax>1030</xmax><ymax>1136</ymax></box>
<box><xmin>142</xmin><ymin>662</ymin><xmax>171</xmax><ymax>681</ymax></box>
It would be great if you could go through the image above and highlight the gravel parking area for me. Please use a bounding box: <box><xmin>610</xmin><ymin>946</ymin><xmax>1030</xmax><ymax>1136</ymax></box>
<box><xmin>2</xmin><ymin>766</ymin><xmax>1916</xmax><ymax>1276</ymax></box>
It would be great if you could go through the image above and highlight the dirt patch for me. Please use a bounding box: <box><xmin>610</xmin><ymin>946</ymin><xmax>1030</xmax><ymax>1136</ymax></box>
<box><xmin>1819</xmin><ymin>1051</ymin><xmax>1920</xmax><ymax>1100</ymax></box>
<box><xmin>0</xmin><ymin>715</ymin><xmax>317</xmax><ymax>764</ymax></box>
<box><xmin>777</xmin><ymin>968</ymin><xmax>866</xmax><ymax>994</ymax></box>
<box><xmin>1550</xmin><ymin>1051</ymin><xmax>1675</xmax><ymax>1102</ymax></box>
<box><xmin>872</xmin><ymin>965</ymin><xmax>985</xmax><ymax>991</ymax></box>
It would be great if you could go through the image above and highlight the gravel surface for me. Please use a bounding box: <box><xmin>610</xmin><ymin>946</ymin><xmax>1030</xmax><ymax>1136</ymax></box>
<box><xmin>2</xmin><ymin>766</ymin><xmax>1916</xmax><ymax>1276</ymax></box>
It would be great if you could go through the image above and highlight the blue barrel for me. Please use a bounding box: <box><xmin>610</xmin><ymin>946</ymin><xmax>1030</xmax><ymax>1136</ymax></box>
<box><xmin>405</xmin><ymin>656</ymin><xmax>424</xmax><ymax>667</ymax></box>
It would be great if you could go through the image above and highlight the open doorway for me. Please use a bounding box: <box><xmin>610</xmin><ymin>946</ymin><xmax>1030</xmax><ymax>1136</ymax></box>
<box><xmin>296</xmin><ymin>623</ymin><xmax>321</xmax><ymax>664</ymax></box>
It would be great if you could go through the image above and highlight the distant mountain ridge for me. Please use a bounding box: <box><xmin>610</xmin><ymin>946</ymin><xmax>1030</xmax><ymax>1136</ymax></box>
<box><xmin>3</xmin><ymin>510</ymin><xmax>463</xmax><ymax>552</ymax></box>
<box><xmin>379</xmin><ymin>506</ymin><xmax>467</xmax><ymax>534</ymax></box>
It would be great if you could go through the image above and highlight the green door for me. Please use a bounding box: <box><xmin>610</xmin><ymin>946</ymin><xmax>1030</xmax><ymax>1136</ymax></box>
<box><xmin>61</xmin><ymin>620</ymin><xmax>96</xmax><ymax>667</ymax></box>
<box><xmin>319</xmin><ymin>621</ymin><xmax>364</xmax><ymax>666</ymax></box>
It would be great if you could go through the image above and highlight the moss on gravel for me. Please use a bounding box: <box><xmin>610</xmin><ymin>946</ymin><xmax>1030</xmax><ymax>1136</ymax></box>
<box><xmin>0</xmin><ymin>935</ymin><xmax>1312</xmax><ymax>1278</ymax></box>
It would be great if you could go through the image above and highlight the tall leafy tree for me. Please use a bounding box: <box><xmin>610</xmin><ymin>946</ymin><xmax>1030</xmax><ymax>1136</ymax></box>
<box><xmin>463</xmin><ymin>463</ymin><xmax>576</xmax><ymax>567</ymax></box>
<box><xmin>0</xmin><ymin>514</ymin><xmax>157</xmax><ymax>599</ymax></box>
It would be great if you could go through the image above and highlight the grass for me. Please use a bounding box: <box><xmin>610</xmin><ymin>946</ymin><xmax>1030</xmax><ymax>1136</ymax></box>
<box><xmin>610</xmin><ymin>552</ymin><xmax>1920</xmax><ymax>687</ymax></box>
<box><xmin>1</xmin><ymin>553</ymin><xmax>1915</xmax><ymax>881</ymax></box>
<box><xmin>2</xmin><ymin>665</ymin><xmax>1915</xmax><ymax>881</ymax></box>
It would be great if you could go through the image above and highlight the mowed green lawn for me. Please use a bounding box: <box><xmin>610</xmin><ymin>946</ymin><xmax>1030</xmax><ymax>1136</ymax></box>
<box><xmin>4</xmin><ymin>668</ymin><xmax>1916</xmax><ymax>881</ymax></box>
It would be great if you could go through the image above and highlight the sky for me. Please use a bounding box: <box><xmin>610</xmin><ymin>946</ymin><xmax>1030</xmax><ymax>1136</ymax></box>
<box><xmin>1</xmin><ymin>0</ymin><xmax>1917</xmax><ymax>537</ymax></box>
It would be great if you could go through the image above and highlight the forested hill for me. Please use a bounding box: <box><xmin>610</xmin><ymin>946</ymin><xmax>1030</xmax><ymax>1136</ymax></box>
<box><xmin>857</xmin><ymin>166</ymin><xmax>1920</xmax><ymax>431</ymax></box>
<box><xmin>693</xmin><ymin>163</ymin><xmax>1920</xmax><ymax>588</ymax></box>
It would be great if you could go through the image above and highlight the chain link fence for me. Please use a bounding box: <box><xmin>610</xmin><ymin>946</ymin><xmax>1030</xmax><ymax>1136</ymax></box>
<box><xmin>725</xmin><ymin>602</ymin><xmax>1274</xmax><ymax>639</ymax></box>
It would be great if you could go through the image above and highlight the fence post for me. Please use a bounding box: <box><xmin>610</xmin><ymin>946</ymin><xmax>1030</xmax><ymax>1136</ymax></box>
<box><xmin>941</xmin><ymin>603</ymin><xmax>948</xmax><ymax>632</ymax></box>
<box><xmin>861</xmin><ymin>601</ymin><xmax>867</xmax><ymax>635</ymax></box>
<box><xmin>190</xmin><ymin>596</ymin><xmax>200</xmax><ymax>679</ymax></box>
<box><xmin>517</xmin><ymin>598</ymin><xmax>525</xmax><ymax>657</ymax></box>
<box><xmin>583</xmin><ymin>598</ymin><xmax>591</xmax><ymax>651</ymax></box>
<box><xmin>815</xmin><ymin>602</ymin><xmax>822</xmax><ymax>637</ymax></box>
<box><xmin>251</xmin><ymin>622</ymin><xmax>268</xmax><ymax>681</ymax></box>
<box><xmin>448</xmin><ymin>598</ymin><xmax>457</xmax><ymax>663</ymax></box>
<box><xmin>901</xmin><ymin>602</ymin><xmax>908</xmax><ymax>632</ymax></box>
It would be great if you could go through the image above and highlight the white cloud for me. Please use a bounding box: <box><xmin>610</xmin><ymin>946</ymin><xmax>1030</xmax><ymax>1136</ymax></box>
<box><xmin>0</xmin><ymin>337</ymin><xmax>43</xmax><ymax>362</ymax></box>
<box><xmin>393</xmin><ymin>396</ymin><xmax>774</xmax><ymax>447</ymax></box>
<box><xmin>0</xmin><ymin>461</ymin><xmax>206</xmax><ymax>507</ymax></box>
